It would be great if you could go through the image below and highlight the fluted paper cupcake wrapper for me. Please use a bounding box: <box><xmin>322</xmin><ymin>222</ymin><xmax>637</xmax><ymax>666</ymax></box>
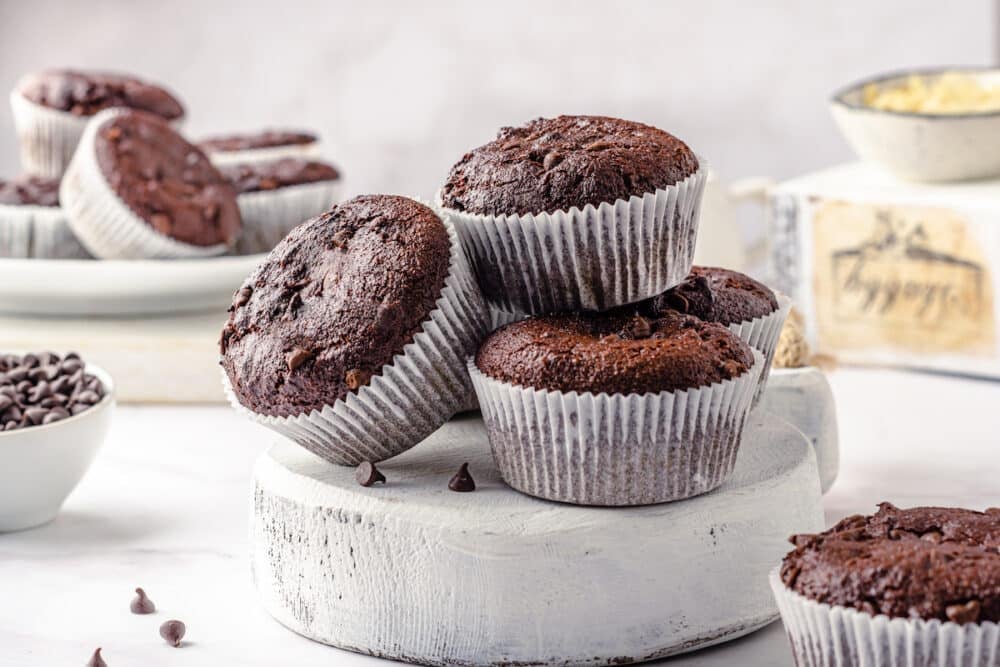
<box><xmin>60</xmin><ymin>108</ymin><xmax>227</xmax><ymax>259</ymax></box>
<box><xmin>439</xmin><ymin>163</ymin><xmax>708</xmax><ymax>315</ymax></box>
<box><xmin>0</xmin><ymin>204</ymin><xmax>91</xmax><ymax>259</ymax></box>
<box><xmin>233</xmin><ymin>180</ymin><xmax>341</xmax><ymax>255</ymax></box>
<box><xmin>469</xmin><ymin>347</ymin><xmax>763</xmax><ymax>506</ymax></box>
<box><xmin>770</xmin><ymin>571</ymin><xmax>999</xmax><ymax>667</ymax></box>
<box><xmin>222</xmin><ymin>211</ymin><xmax>490</xmax><ymax>465</ymax></box>
<box><xmin>10</xmin><ymin>90</ymin><xmax>185</xmax><ymax>179</ymax></box>
<box><xmin>489</xmin><ymin>306</ymin><xmax>526</xmax><ymax>332</ymax></box>
<box><xmin>729</xmin><ymin>293</ymin><xmax>792</xmax><ymax>407</ymax></box>
<box><xmin>205</xmin><ymin>141</ymin><xmax>322</xmax><ymax>167</ymax></box>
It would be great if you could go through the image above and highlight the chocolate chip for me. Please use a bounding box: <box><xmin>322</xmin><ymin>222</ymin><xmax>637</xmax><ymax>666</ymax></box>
<box><xmin>945</xmin><ymin>600</ymin><xmax>981</xmax><ymax>624</ymax></box>
<box><xmin>920</xmin><ymin>530</ymin><xmax>943</xmax><ymax>543</ymax></box>
<box><xmin>542</xmin><ymin>151</ymin><xmax>563</xmax><ymax>170</ymax></box>
<box><xmin>0</xmin><ymin>396</ymin><xmax>11</xmax><ymax>411</ymax></box>
<box><xmin>130</xmin><ymin>587</ymin><xmax>156</xmax><ymax>614</ymax></box>
<box><xmin>355</xmin><ymin>461</ymin><xmax>386</xmax><ymax>487</ymax></box>
<box><xmin>60</xmin><ymin>358</ymin><xmax>83</xmax><ymax>375</ymax></box>
<box><xmin>285</xmin><ymin>347</ymin><xmax>312</xmax><ymax>372</ymax></box>
<box><xmin>159</xmin><ymin>619</ymin><xmax>186</xmax><ymax>647</ymax></box>
<box><xmin>344</xmin><ymin>369</ymin><xmax>369</xmax><ymax>391</ymax></box>
<box><xmin>42</xmin><ymin>408</ymin><xmax>69</xmax><ymax>424</ymax></box>
<box><xmin>75</xmin><ymin>390</ymin><xmax>101</xmax><ymax>405</ymax></box>
<box><xmin>584</xmin><ymin>140</ymin><xmax>613</xmax><ymax>151</ymax></box>
<box><xmin>23</xmin><ymin>407</ymin><xmax>47</xmax><ymax>425</ymax></box>
<box><xmin>235</xmin><ymin>285</ymin><xmax>253</xmax><ymax>307</ymax></box>
<box><xmin>86</xmin><ymin>647</ymin><xmax>107</xmax><ymax>667</ymax></box>
<box><xmin>6</xmin><ymin>367</ymin><xmax>26</xmax><ymax>382</ymax></box>
<box><xmin>448</xmin><ymin>462</ymin><xmax>476</xmax><ymax>492</ymax></box>
<box><xmin>149</xmin><ymin>213</ymin><xmax>172</xmax><ymax>233</ymax></box>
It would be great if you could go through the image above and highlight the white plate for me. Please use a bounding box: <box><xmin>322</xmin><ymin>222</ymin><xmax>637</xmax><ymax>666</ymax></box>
<box><xmin>0</xmin><ymin>254</ymin><xmax>266</xmax><ymax>316</ymax></box>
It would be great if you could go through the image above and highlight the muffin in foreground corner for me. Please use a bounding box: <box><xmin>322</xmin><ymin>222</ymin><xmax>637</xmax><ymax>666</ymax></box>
<box><xmin>438</xmin><ymin>115</ymin><xmax>707</xmax><ymax>314</ymax></box>
<box><xmin>220</xmin><ymin>158</ymin><xmax>341</xmax><ymax>255</ymax></box>
<box><xmin>60</xmin><ymin>108</ymin><xmax>240</xmax><ymax>259</ymax></box>
<box><xmin>469</xmin><ymin>309</ymin><xmax>762</xmax><ymax>505</ymax></box>
<box><xmin>644</xmin><ymin>266</ymin><xmax>791</xmax><ymax>404</ymax></box>
<box><xmin>220</xmin><ymin>195</ymin><xmax>488</xmax><ymax>465</ymax></box>
<box><xmin>0</xmin><ymin>176</ymin><xmax>90</xmax><ymax>259</ymax></box>
<box><xmin>771</xmin><ymin>502</ymin><xmax>999</xmax><ymax>666</ymax></box>
<box><xmin>10</xmin><ymin>69</ymin><xmax>185</xmax><ymax>178</ymax></box>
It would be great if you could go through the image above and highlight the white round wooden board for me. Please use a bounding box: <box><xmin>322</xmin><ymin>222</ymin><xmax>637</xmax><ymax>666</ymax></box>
<box><xmin>251</xmin><ymin>410</ymin><xmax>824</xmax><ymax>666</ymax></box>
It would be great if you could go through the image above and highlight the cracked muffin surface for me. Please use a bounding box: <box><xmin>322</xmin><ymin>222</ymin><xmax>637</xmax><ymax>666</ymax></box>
<box><xmin>440</xmin><ymin>115</ymin><xmax>699</xmax><ymax>216</ymax></box>
<box><xmin>220</xmin><ymin>194</ymin><xmax>451</xmax><ymax>417</ymax></box>
<box><xmin>475</xmin><ymin>308</ymin><xmax>753</xmax><ymax>395</ymax></box>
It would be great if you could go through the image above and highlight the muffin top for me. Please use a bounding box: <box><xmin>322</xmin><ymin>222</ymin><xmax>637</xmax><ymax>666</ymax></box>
<box><xmin>781</xmin><ymin>503</ymin><xmax>1000</xmax><ymax>624</ymax></box>
<box><xmin>645</xmin><ymin>266</ymin><xmax>778</xmax><ymax>327</ymax></box>
<box><xmin>198</xmin><ymin>130</ymin><xmax>317</xmax><ymax>152</ymax></box>
<box><xmin>220</xmin><ymin>195</ymin><xmax>452</xmax><ymax>417</ymax></box>
<box><xmin>94</xmin><ymin>110</ymin><xmax>241</xmax><ymax>247</ymax></box>
<box><xmin>18</xmin><ymin>69</ymin><xmax>184</xmax><ymax>119</ymax></box>
<box><xmin>0</xmin><ymin>176</ymin><xmax>59</xmax><ymax>207</ymax></box>
<box><xmin>440</xmin><ymin>115</ymin><xmax>699</xmax><ymax>216</ymax></box>
<box><xmin>475</xmin><ymin>309</ymin><xmax>753</xmax><ymax>395</ymax></box>
<box><xmin>220</xmin><ymin>158</ymin><xmax>340</xmax><ymax>194</ymax></box>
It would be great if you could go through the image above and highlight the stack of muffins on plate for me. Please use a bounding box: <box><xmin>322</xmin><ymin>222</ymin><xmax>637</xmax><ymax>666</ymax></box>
<box><xmin>1</xmin><ymin>68</ymin><xmax>342</xmax><ymax>259</ymax></box>
<box><xmin>221</xmin><ymin>114</ymin><xmax>791</xmax><ymax>507</ymax></box>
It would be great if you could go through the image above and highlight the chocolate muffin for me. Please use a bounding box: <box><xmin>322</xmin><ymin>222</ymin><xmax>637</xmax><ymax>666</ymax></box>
<box><xmin>471</xmin><ymin>309</ymin><xmax>762</xmax><ymax>506</ymax></box>
<box><xmin>440</xmin><ymin>115</ymin><xmax>699</xmax><ymax>216</ymax></box>
<box><xmin>61</xmin><ymin>108</ymin><xmax>239</xmax><ymax>258</ymax></box>
<box><xmin>198</xmin><ymin>129</ymin><xmax>320</xmax><ymax>166</ymax></box>
<box><xmin>199</xmin><ymin>130</ymin><xmax>316</xmax><ymax>153</ymax></box>
<box><xmin>781</xmin><ymin>503</ymin><xmax>1000</xmax><ymax>624</ymax></box>
<box><xmin>17</xmin><ymin>69</ymin><xmax>184</xmax><ymax>120</ymax></box>
<box><xmin>0</xmin><ymin>176</ymin><xmax>59</xmax><ymax>207</ymax></box>
<box><xmin>439</xmin><ymin>116</ymin><xmax>707</xmax><ymax>314</ymax></box>
<box><xmin>222</xmin><ymin>159</ymin><xmax>342</xmax><ymax>255</ymax></box>
<box><xmin>646</xmin><ymin>266</ymin><xmax>779</xmax><ymax>327</ymax></box>
<box><xmin>476</xmin><ymin>309</ymin><xmax>753</xmax><ymax>395</ymax></box>
<box><xmin>0</xmin><ymin>176</ymin><xmax>90</xmax><ymax>259</ymax></box>
<box><xmin>221</xmin><ymin>195</ymin><xmax>452</xmax><ymax>417</ymax></box>
<box><xmin>220</xmin><ymin>158</ymin><xmax>340</xmax><ymax>194</ymax></box>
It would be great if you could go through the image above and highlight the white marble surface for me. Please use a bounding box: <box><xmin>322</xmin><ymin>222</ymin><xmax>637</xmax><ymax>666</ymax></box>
<box><xmin>1</xmin><ymin>367</ymin><xmax>998</xmax><ymax>666</ymax></box>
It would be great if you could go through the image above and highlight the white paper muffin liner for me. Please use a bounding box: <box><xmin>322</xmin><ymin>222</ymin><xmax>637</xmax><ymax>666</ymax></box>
<box><xmin>10</xmin><ymin>90</ymin><xmax>185</xmax><ymax>179</ymax></box>
<box><xmin>0</xmin><ymin>204</ymin><xmax>91</xmax><ymax>259</ymax></box>
<box><xmin>205</xmin><ymin>141</ymin><xmax>322</xmax><ymax>167</ymax></box>
<box><xmin>439</xmin><ymin>163</ymin><xmax>707</xmax><ymax>315</ymax></box>
<box><xmin>233</xmin><ymin>180</ymin><xmax>341</xmax><ymax>255</ymax></box>
<box><xmin>222</xmin><ymin>208</ymin><xmax>490</xmax><ymax>465</ymax></box>
<box><xmin>728</xmin><ymin>293</ymin><xmax>792</xmax><ymax>406</ymax></box>
<box><xmin>770</xmin><ymin>570</ymin><xmax>999</xmax><ymax>667</ymax></box>
<box><xmin>469</xmin><ymin>346</ymin><xmax>763</xmax><ymax>506</ymax></box>
<box><xmin>60</xmin><ymin>108</ymin><xmax>229</xmax><ymax>259</ymax></box>
<box><xmin>489</xmin><ymin>306</ymin><xmax>526</xmax><ymax>332</ymax></box>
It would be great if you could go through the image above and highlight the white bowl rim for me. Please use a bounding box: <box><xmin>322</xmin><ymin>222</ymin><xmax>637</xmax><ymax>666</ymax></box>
<box><xmin>0</xmin><ymin>359</ymin><xmax>115</xmax><ymax>440</ymax></box>
<box><xmin>831</xmin><ymin>65</ymin><xmax>1000</xmax><ymax>120</ymax></box>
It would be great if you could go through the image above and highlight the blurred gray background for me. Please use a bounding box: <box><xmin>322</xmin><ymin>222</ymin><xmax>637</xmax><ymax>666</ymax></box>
<box><xmin>0</xmin><ymin>0</ymin><xmax>994</xmax><ymax>196</ymax></box>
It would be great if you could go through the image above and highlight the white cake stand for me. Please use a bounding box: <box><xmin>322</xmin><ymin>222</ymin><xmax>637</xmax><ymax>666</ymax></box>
<box><xmin>251</xmin><ymin>410</ymin><xmax>824</xmax><ymax>666</ymax></box>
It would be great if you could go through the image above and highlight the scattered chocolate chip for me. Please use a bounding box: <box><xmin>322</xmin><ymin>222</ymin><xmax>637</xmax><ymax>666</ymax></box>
<box><xmin>448</xmin><ymin>462</ymin><xmax>476</xmax><ymax>492</ymax></box>
<box><xmin>130</xmin><ymin>587</ymin><xmax>156</xmax><ymax>614</ymax></box>
<box><xmin>159</xmin><ymin>619</ymin><xmax>186</xmax><ymax>647</ymax></box>
<box><xmin>86</xmin><ymin>647</ymin><xmax>107</xmax><ymax>667</ymax></box>
<box><xmin>355</xmin><ymin>461</ymin><xmax>386</xmax><ymax>487</ymax></box>
<box><xmin>920</xmin><ymin>530</ymin><xmax>942</xmax><ymax>543</ymax></box>
<box><xmin>584</xmin><ymin>140</ymin><xmax>613</xmax><ymax>151</ymax></box>
<box><xmin>285</xmin><ymin>347</ymin><xmax>312</xmax><ymax>372</ymax></box>
<box><xmin>542</xmin><ymin>151</ymin><xmax>563</xmax><ymax>170</ymax></box>
<box><xmin>945</xmin><ymin>600</ymin><xmax>981</xmax><ymax>624</ymax></box>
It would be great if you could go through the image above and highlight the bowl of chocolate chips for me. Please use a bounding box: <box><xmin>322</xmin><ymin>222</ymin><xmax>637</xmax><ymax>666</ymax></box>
<box><xmin>0</xmin><ymin>351</ymin><xmax>114</xmax><ymax>531</ymax></box>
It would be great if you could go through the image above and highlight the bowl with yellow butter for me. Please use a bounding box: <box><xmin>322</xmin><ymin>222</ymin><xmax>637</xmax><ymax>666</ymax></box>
<box><xmin>832</xmin><ymin>67</ymin><xmax>1000</xmax><ymax>182</ymax></box>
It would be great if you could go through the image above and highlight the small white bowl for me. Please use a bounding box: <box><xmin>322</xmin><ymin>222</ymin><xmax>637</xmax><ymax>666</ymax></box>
<box><xmin>831</xmin><ymin>67</ymin><xmax>1000</xmax><ymax>182</ymax></box>
<box><xmin>0</xmin><ymin>363</ymin><xmax>115</xmax><ymax>531</ymax></box>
